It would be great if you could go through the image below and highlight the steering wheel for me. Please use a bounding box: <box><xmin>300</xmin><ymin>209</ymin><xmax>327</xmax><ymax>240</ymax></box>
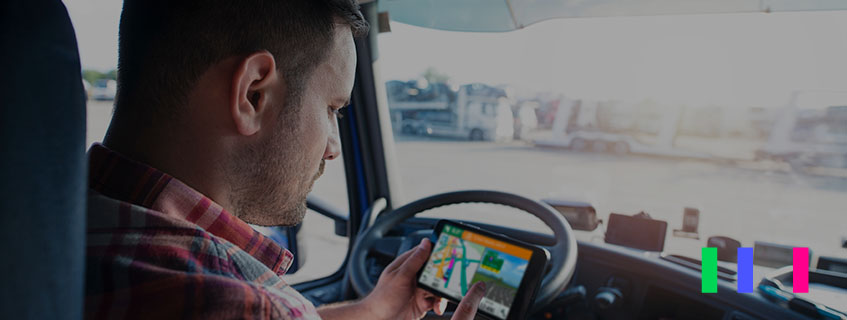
<box><xmin>347</xmin><ymin>190</ymin><xmax>578</xmax><ymax>312</ymax></box>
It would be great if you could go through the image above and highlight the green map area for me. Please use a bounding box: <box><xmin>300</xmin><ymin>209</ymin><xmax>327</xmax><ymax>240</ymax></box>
<box><xmin>428</xmin><ymin>232</ymin><xmax>485</xmax><ymax>295</ymax></box>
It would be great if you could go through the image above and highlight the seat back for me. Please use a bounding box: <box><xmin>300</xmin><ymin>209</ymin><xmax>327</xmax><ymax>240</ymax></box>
<box><xmin>0</xmin><ymin>0</ymin><xmax>87</xmax><ymax>318</ymax></box>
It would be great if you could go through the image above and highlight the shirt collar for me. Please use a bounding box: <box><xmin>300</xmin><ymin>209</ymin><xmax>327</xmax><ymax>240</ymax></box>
<box><xmin>88</xmin><ymin>143</ymin><xmax>294</xmax><ymax>276</ymax></box>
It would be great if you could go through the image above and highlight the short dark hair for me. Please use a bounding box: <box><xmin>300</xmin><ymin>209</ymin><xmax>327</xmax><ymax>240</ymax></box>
<box><xmin>115</xmin><ymin>0</ymin><xmax>369</xmax><ymax>124</ymax></box>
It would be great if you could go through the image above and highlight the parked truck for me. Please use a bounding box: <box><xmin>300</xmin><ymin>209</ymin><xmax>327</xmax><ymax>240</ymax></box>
<box><xmin>534</xmin><ymin>98</ymin><xmax>709</xmax><ymax>159</ymax></box>
<box><xmin>387</xmin><ymin>81</ymin><xmax>514</xmax><ymax>141</ymax></box>
<box><xmin>755</xmin><ymin>91</ymin><xmax>847</xmax><ymax>169</ymax></box>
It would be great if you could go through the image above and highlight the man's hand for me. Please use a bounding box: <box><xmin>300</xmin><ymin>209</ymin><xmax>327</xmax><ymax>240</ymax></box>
<box><xmin>360</xmin><ymin>238</ymin><xmax>486</xmax><ymax>320</ymax></box>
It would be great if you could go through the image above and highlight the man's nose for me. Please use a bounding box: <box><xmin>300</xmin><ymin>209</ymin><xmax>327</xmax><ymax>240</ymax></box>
<box><xmin>323</xmin><ymin>134</ymin><xmax>341</xmax><ymax>160</ymax></box>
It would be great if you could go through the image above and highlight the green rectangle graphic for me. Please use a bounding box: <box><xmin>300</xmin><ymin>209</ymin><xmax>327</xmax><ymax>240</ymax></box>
<box><xmin>701</xmin><ymin>247</ymin><xmax>717</xmax><ymax>293</ymax></box>
<box><xmin>481</xmin><ymin>250</ymin><xmax>504</xmax><ymax>271</ymax></box>
<box><xmin>443</xmin><ymin>225</ymin><xmax>463</xmax><ymax>238</ymax></box>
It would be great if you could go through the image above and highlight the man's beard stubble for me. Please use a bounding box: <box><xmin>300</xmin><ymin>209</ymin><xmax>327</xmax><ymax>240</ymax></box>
<box><xmin>228</xmin><ymin>117</ymin><xmax>326</xmax><ymax>227</ymax></box>
<box><xmin>313</xmin><ymin>159</ymin><xmax>326</xmax><ymax>184</ymax></box>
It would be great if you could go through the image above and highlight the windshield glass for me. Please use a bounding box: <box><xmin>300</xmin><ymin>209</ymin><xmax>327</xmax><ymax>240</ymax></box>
<box><xmin>376</xmin><ymin>11</ymin><xmax>847</xmax><ymax>260</ymax></box>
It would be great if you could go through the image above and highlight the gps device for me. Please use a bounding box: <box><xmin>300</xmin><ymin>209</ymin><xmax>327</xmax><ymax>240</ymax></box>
<box><xmin>605</xmin><ymin>213</ymin><xmax>667</xmax><ymax>252</ymax></box>
<box><xmin>417</xmin><ymin>220</ymin><xmax>549</xmax><ymax>320</ymax></box>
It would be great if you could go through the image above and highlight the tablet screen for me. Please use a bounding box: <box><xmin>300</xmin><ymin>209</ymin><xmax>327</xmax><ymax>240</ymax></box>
<box><xmin>418</xmin><ymin>223</ymin><xmax>533</xmax><ymax>319</ymax></box>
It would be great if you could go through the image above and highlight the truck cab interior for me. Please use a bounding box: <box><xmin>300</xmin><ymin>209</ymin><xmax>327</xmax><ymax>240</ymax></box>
<box><xmin>2</xmin><ymin>0</ymin><xmax>846</xmax><ymax>319</ymax></box>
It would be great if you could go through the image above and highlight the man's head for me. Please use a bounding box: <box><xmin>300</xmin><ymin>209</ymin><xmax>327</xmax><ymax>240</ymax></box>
<box><xmin>110</xmin><ymin>0</ymin><xmax>368</xmax><ymax>226</ymax></box>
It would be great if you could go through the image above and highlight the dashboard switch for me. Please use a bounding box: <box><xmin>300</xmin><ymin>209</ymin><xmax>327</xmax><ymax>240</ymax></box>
<box><xmin>593</xmin><ymin>287</ymin><xmax>623</xmax><ymax>310</ymax></box>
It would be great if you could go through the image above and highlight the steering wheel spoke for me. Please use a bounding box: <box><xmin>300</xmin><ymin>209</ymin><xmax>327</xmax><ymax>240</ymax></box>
<box><xmin>370</xmin><ymin>236</ymin><xmax>405</xmax><ymax>259</ymax></box>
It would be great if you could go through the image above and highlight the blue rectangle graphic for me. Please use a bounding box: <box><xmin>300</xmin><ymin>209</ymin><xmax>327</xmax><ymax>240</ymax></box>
<box><xmin>737</xmin><ymin>247</ymin><xmax>753</xmax><ymax>293</ymax></box>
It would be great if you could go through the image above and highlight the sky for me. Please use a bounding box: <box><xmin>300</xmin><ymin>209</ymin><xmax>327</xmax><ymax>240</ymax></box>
<box><xmin>63</xmin><ymin>1</ymin><xmax>847</xmax><ymax>108</ymax></box>
<box><xmin>377</xmin><ymin>12</ymin><xmax>847</xmax><ymax>108</ymax></box>
<box><xmin>64</xmin><ymin>0</ymin><xmax>122</xmax><ymax>72</ymax></box>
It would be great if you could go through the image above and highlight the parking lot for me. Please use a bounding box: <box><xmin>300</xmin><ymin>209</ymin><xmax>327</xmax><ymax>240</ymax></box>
<box><xmin>86</xmin><ymin>101</ymin><xmax>846</xmax><ymax>284</ymax></box>
<box><xmin>390</xmin><ymin>136</ymin><xmax>845</xmax><ymax>248</ymax></box>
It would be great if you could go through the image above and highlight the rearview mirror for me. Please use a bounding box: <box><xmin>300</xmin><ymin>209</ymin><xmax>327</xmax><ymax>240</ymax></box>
<box><xmin>307</xmin><ymin>195</ymin><xmax>349</xmax><ymax>237</ymax></box>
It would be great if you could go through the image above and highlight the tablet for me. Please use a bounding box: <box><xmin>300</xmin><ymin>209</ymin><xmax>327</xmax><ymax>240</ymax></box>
<box><xmin>417</xmin><ymin>220</ymin><xmax>549</xmax><ymax>320</ymax></box>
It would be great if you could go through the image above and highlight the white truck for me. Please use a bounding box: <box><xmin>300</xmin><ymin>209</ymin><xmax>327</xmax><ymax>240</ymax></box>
<box><xmin>388</xmin><ymin>81</ymin><xmax>514</xmax><ymax>141</ymax></box>
<box><xmin>755</xmin><ymin>90</ymin><xmax>847</xmax><ymax>169</ymax></box>
<box><xmin>534</xmin><ymin>98</ymin><xmax>709</xmax><ymax>159</ymax></box>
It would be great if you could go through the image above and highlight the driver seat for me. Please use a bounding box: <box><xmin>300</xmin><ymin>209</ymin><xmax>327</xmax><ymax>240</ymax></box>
<box><xmin>0</xmin><ymin>0</ymin><xmax>88</xmax><ymax>318</ymax></box>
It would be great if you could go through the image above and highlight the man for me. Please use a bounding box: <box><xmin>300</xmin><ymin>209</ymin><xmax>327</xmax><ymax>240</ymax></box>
<box><xmin>85</xmin><ymin>0</ymin><xmax>485</xmax><ymax>319</ymax></box>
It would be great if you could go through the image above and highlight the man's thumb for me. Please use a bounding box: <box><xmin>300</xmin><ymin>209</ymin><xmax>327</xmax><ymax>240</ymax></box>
<box><xmin>451</xmin><ymin>281</ymin><xmax>486</xmax><ymax>320</ymax></box>
<box><xmin>399</xmin><ymin>239</ymin><xmax>431</xmax><ymax>275</ymax></box>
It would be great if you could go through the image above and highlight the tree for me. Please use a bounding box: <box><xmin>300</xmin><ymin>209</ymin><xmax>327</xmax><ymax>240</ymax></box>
<box><xmin>421</xmin><ymin>67</ymin><xmax>449</xmax><ymax>84</ymax></box>
<box><xmin>82</xmin><ymin>69</ymin><xmax>117</xmax><ymax>84</ymax></box>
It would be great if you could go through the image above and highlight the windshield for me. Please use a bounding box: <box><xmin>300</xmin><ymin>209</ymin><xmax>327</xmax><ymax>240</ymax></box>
<box><xmin>376</xmin><ymin>11</ymin><xmax>847</xmax><ymax>260</ymax></box>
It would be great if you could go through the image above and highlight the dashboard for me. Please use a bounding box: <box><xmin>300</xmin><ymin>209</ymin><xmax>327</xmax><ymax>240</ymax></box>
<box><xmin>466</xmin><ymin>223</ymin><xmax>811</xmax><ymax>320</ymax></box>
<box><xmin>540</xmin><ymin>241</ymin><xmax>807</xmax><ymax>319</ymax></box>
<box><xmin>296</xmin><ymin>218</ymin><xmax>822</xmax><ymax>319</ymax></box>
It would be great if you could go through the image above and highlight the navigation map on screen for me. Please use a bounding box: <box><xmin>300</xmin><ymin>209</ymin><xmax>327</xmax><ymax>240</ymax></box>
<box><xmin>419</xmin><ymin>224</ymin><xmax>533</xmax><ymax>319</ymax></box>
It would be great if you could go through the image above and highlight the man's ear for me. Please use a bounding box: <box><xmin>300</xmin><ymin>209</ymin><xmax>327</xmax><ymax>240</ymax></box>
<box><xmin>230</xmin><ymin>51</ymin><xmax>281</xmax><ymax>136</ymax></box>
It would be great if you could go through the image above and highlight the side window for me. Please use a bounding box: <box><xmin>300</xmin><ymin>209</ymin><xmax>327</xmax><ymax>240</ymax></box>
<box><xmin>283</xmin><ymin>157</ymin><xmax>349</xmax><ymax>284</ymax></box>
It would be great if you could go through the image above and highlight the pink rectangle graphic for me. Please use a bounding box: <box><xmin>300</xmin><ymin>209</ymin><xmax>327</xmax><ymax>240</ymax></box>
<box><xmin>793</xmin><ymin>248</ymin><xmax>809</xmax><ymax>293</ymax></box>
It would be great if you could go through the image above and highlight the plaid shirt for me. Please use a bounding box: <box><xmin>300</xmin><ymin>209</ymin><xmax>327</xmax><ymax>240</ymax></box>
<box><xmin>85</xmin><ymin>144</ymin><xmax>320</xmax><ymax>319</ymax></box>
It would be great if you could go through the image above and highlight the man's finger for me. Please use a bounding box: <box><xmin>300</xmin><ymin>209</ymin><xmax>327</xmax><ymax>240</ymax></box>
<box><xmin>451</xmin><ymin>282</ymin><xmax>486</xmax><ymax>320</ymax></box>
<box><xmin>398</xmin><ymin>238</ymin><xmax>431</xmax><ymax>276</ymax></box>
